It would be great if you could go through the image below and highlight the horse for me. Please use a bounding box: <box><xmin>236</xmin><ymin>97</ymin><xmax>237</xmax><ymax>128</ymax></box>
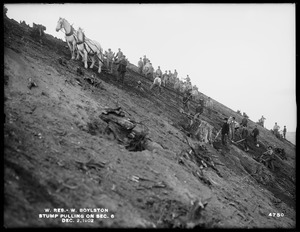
<box><xmin>56</xmin><ymin>17</ymin><xmax>78</xmax><ymax>60</ymax></box>
<box><xmin>76</xmin><ymin>27</ymin><xmax>104</xmax><ymax>73</ymax></box>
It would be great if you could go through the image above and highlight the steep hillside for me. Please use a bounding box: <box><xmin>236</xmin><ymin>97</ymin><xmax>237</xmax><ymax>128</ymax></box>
<box><xmin>3</xmin><ymin>16</ymin><xmax>296</xmax><ymax>229</ymax></box>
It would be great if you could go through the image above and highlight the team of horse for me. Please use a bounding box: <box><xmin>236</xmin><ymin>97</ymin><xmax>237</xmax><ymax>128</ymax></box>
<box><xmin>56</xmin><ymin>17</ymin><xmax>103</xmax><ymax>73</ymax></box>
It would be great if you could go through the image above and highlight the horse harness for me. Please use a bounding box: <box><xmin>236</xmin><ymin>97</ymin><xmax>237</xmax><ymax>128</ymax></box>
<box><xmin>65</xmin><ymin>25</ymin><xmax>75</xmax><ymax>37</ymax></box>
<box><xmin>77</xmin><ymin>32</ymin><xmax>94</xmax><ymax>54</ymax></box>
<box><xmin>77</xmin><ymin>32</ymin><xmax>104</xmax><ymax>64</ymax></box>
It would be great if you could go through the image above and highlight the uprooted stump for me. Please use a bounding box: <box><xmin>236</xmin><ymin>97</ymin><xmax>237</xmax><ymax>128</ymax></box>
<box><xmin>177</xmin><ymin>136</ymin><xmax>223</xmax><ymax>187</ymax></box>
<box><xmin>99</xmin><ymin>107</ymin><xmax>149</xmax><ymax>151</ymax></box>
<box><xmin>86</xmin><ymin>116</ymin><xmax>108</xmax><ymax>136</ymax></box>
<box><xmin>125</xmin><ymin>131</ymin><xmax>148</xmax><ymax>151</ymax></box>
<box><xmin>176</xmin><ymin>116</ymin><xmax>214</xmax><ymax>144</ymax></box>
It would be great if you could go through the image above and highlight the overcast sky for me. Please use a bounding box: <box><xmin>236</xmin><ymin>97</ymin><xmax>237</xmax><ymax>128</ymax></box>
<box><xmin>5</xmin><ymin>3</ymin><xmax>296</xmax><ymax>131</ymax></box>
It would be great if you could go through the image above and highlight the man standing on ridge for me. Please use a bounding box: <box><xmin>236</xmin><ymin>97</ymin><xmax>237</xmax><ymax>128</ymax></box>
<box><xmin>186</xmin><ymin>75</ymin><xmax>191</xmax><ymax>84</ymax></box>
<box><xmin>241</xmin><ymin>125</ymin><xmax>249</xmax><ymax>152</ymax></box>
<box><xmin>221</xmin><ymin>118</ymin><xmax>230</xmax><ymax>146</ymax></box>
<box><xmin>143</xmin><ymin>55</ymin><xmax>147</xmax><ymax>66</ymax></box>
<box><xmin>260</xmin><ymin>115</ymin><xmax>266</xmax><ymax>127</ymax></box>
<box><xmin>115</xmin><ymin>55</ymin><xmax>127</xmax><ymax>84</ymax></box>
<box><xmin>168</xmin><ymin>70</ymin><xmax>173</xmax><ymax>84</ymax></box>
<box><xmin>206</xmin><ymin>97</ymin><xmax>213</xmax><ymax>116</ymax></box>
<box><xmin>182</xmin><ymin>91</ymin><xmax>192</xmax><ymax>114</ymax></box>
<box><xmin>114</xmin><ymin>48</ymin><xmax>123</xmax><ymax>62</ymax></box>
<box><xmin>162</xmin><ymin>70</ymin><xmax>168</xmax><ymax>87</ymax></box>
<box><xmin>252</xmin><ymin>125</ymin><xmax>260</xmax><ymax>146</ymax></box>
<box><xmin>155</xmin><ymin>66</ymin><xmax>162</xmax><ymax>78</ymax></box>
<box><xmin>104</xmin><ymin>48</ymin><xmax>114</xmax><ymax>73</ymax></box>
<box><xmin>241</xmin><ymin>114</ymin><xmax>248</xmax><ymax>127</ymax></box>
<box><xmin>273</xmin><ymin>122</ymin><xmax>280</xmax><ymax>137</ymax></box>
<box><xmin>229</xmin><ymin>116</ymin><xmax>237</xmax><ymax>141</ymax></box>
<box><xmin>283</xmin><ymin>126</ymin><xmax>287</xmax><ymax>139</ymax></box>
<box><xmin>174</xmin><ymin>69</ymin><xmax>178</xmax><ymax>79</ymax></box>
<box><xmin>138</xmin><ymin>57</ymin><xmax>143</xmax><ymax>74</ymax></box>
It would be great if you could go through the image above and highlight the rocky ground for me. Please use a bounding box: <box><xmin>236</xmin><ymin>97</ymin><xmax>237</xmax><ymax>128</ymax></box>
<box><xmin>3</xmin><ymin>16</ymin><xmax>296</xmax><ymax>229</ymax></box>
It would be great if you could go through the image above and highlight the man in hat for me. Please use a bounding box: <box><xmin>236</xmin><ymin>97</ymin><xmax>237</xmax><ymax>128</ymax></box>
<box><xmin>143</xmin><ymin>55</ymin><xmax>147</xmax><ymax>66</ymax></box>
<box><xmin>241</xmin><ymin>125</ymin><xmax>249</xmax><ymax>151</ymax></box>
<box><xmin>173</xmin><ymin>69</ymin><xmax>178</xmax><ymax>79</ymax></box>
<box><xmin>138</xmin><ymin>57</ymin><xmax>143</xmax><ymax>74</ymax></box>
<box><xmin>186</xmin><ymin>75</ymin><xmax>191</xmax><ymax>83</ymax></box>
<box><xmin>104</xmin><ymin>48</ymin><xmax>115</xmax><ymax>73</ymax></box>
<box><xmin>221</xmin><ymin>118</ymin><xmax>230</xmax><ymax>146</ymax></box>
<box><xmin>155</xmin><ymin>66</ymin><xmax>163</xmax><ymax>78</ymax></box>
<box><xmin>182</xmin><ymin>91</ymin><xmax>192</xmax><ymax>114</ymax></box>
<box><xmin>260</xmin><ymin>115</ymin><xmax>266</xmax><ymax>127</ymax></box>
<box><xmin>273</xmin><ymin>122</ymin><xmax>280</xmax><ymax>137</ymax></box>
<box><xmin>251</xmin><ymin>125</ymin><xmax>260</xmax><ymax>146</ymax></box>
<box><xmin>283</xmin><ymin>126</ymin><xmax>287</xmax><ymax>139</ymax></box>
<box><xmin>114</xmin><ymin>48</ymin><xmax>123</xmax><ymax>62</ymax></box>
<box><xmin>241</xmin><ymin>114</ymin><xmax>248</xmax><ymax>127</ymax></box>
<box><xmin>229</xmin><ymin>116</ymin><xmax>237</xmax><ymax>141</ymax></box>
<box><xmin>115</xmin><ymin>55</ymin><xmax>127</xmax><ymax>84</ymax></box>
<box><xmin>162</xmin><ymin>70</ymin><xmax>168</xmax><ymax>87</ymax></box>
<box><xmin>206</xmin><ymin>97</ymin><xmax>213</xmax><ymax>116</ymax></box>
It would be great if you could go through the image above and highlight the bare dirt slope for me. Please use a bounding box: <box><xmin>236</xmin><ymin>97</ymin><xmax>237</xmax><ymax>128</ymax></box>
<box><xmin>3</xmin><ymin>16</ymin><xmax>296</xmax><ymax>229</ymax></box>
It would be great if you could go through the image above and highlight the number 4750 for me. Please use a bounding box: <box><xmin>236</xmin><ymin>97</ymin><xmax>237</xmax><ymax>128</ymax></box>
<box><xmin>269</xmin><ymin>213</ymin><xmax>284</xmax><ymax>217</ymax></box>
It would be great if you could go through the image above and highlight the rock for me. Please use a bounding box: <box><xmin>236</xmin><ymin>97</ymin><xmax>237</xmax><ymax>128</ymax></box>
<box><xmin>145</xmin><ymin>140</ymin><xmax>164</xmax><ymax>151</ymax></box>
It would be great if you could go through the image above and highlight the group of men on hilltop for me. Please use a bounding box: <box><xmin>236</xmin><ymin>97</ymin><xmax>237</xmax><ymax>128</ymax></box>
<box><xmin>273</xmin><ymin>122</ymin><xmax>287</xmax><ymax>140</ymax></box>
<box><xmin>257</xmin><ymin>116</ymin><xmax>287</xmax><ymax>140</ymax></box>
<box><xmin>137</xmin><ymin>55</ymin><xmax>190</xmax><ymax>93</ymax></box>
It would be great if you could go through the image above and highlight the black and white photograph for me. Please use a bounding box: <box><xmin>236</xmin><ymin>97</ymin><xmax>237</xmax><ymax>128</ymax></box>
<box><xmin>3</xmin><ymin>3</ymin><xmax>296</xmax><ymax>229</ymax></box>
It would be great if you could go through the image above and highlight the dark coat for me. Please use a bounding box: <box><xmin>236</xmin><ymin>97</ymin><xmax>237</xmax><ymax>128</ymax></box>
<box><xmin>117</xmin><ymin>59</ymin><xmax>127</xmax><ymax>73</ymax></box>
<box><xmin>222</xmin><ymin>122</ymin><xmax>230</xmax><ymax>135</ymax></box>
<box><xmin>241</xmin><ymin>127</ymin><xmax>249</xmax><ymax>138</ymax></box>
<box><xmin>252</xmin><ymin>128</ymin><xmax>259</xmax><ymax>137</ymax></box>
<box><xmin>241</xmin><ymin>117</ymin><xmax>248</xmax><ymax>127</ymax></box>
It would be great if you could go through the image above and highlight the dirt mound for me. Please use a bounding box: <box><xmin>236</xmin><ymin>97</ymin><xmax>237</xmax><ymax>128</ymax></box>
<box><xmin>4</xmin><ymin>16</ymin><xmax>296</xmax><ymax>229</ymax></box>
